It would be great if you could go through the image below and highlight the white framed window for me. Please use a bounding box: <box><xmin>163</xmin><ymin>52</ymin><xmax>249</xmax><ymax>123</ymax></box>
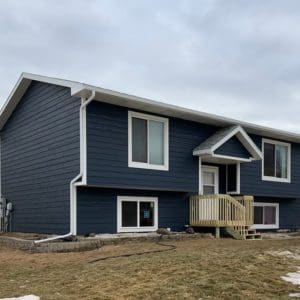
<box><xmin>128</xmin><ymin>111</ymin><xmax>169</xmax><ymax>171</ymax></box>
<box><xmin>262</xmin><ymin>138</ymin><xmax>291</xmax><ymax>183</ymax></box>
<box><xmin>201</xmin><ymin>165</ymin><xmax>219</xmax><ymax>195</ymax></box>
<box><xmin>117</xmin><ymin>196</ymin><xmax>158</xmax><ymax>233</ymax></box>
<box><xmin>253</xmin><ymin>202</ymin><xmax>279</xmax><ymax>229</ymax></box>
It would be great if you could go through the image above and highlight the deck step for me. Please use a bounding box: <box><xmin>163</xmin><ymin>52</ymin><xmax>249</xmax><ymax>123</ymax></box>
<box><xmin>245</xmin><ymin>234</ymin><xmax>262</xmax><ymax>240</ymax></box>
<box><xmin>240</xmin><ymin>229</ymin><xmax>256</xmax><ymax>234</ymax></box>
<box><xmin>225</xmin><ymin>226</ymin><xmax>262</xmax><ymax>240</ymax></box>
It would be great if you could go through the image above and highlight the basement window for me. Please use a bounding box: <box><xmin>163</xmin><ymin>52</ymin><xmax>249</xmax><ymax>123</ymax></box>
<box><xmin>253</xmin><ymin>202</ymin><xmax>279</xmax><ymax>229</ymax></box>
<box><xmin>117</xmin><ymin>196</ymin><xmax>158</xmax><ymax>232</ymax></box>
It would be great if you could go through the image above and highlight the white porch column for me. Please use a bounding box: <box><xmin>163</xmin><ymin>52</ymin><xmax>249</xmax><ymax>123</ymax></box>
<box><xmin>198</xmin><ymin>157</ymin><xmax>202</xmax><ymax>195</ymax></box>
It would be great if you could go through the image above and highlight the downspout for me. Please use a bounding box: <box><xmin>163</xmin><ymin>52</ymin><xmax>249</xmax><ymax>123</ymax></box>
<box><xmin>35</xmin><ymin>90</ymin><xmax>96</xmax><ymax>243</ymax></box>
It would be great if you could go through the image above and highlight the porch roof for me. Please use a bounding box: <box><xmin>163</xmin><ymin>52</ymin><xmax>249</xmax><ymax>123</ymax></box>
<box><xmin>193</xmin><ymin>125</ymin><xmax>262</xmax><ymax>163</ymax></box>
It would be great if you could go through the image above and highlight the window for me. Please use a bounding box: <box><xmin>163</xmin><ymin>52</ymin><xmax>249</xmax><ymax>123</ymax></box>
<box><xmin>128</xmin><ymin>111</ymin><xmax>169</xmax><ymax>170</ymax></box>
<box><xmin>117</xmin><ymin>196</ymin><xmax>158</xmax><ymax>232</ymax></box>
<box><xmin>201</xmin><ymin>166</ymin><xmax>219</xmax><ymax>195</ymax></box>
<box><xmin>262</xmin><ymin>139</ymin><xmax>291</xmax><ymax>183</ymax></box>
<box><xmin>253</xmin><ymin>202</ymin><xmax>279</xmax><ymax>229</ymax></box>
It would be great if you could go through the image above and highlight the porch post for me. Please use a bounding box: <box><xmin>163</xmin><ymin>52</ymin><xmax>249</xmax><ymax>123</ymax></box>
<box><xmin>198</xmin><ymin>157</ymin><xmax>202</xmax><ymax>195</ymax></box>
<box><xmin>215</xmin><ymin>227</ymin><xmax>220</xmax><ymax>239</ymax></box>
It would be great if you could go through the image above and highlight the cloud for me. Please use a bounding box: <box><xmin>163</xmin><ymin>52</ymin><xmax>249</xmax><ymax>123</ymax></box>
<box><xmin>1</xmin><ymin>0</ymin><xmax>300</xmax><ymax>132</ymax></box>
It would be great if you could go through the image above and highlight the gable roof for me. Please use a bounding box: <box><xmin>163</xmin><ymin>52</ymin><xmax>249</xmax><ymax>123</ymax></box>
<box><xmin>193</xmin><ymin>125</ymin><xmax>262</xmax><ymax>161</ymax></box>
<box><xmin>1</xmin><ymin>72</ymin><xmax>300</xmax><ymax>144</ymax></box>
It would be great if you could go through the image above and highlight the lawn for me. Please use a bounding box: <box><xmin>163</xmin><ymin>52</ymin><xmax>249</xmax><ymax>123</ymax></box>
<box><xmin>0</xmin><ymin>237</ymin><xmax>300</xmax><ymax>299</ymax></box>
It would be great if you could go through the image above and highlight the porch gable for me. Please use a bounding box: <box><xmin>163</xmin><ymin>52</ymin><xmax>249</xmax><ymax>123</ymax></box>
<box><xmin>193</xmin><ymin>125</ymin><xmax>262</xmax><ymax>163</ymax></box>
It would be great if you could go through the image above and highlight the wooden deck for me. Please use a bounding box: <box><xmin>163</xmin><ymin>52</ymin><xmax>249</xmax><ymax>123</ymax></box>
<box><xmin>190</xmin><ymin>194</ymin><xmax>254</xmax><ymax>228</ymax></box>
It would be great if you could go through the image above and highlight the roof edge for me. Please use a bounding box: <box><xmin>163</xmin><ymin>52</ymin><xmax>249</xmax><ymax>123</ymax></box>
<box><xmin>1</xmin><ymin>73</ymin><xmax>300</xmax><ymax>144</ymax></box>
<box><xmin>0</xmin><ymin>73</ymin><xmax>82</xmax><ymax>130</ymax></box>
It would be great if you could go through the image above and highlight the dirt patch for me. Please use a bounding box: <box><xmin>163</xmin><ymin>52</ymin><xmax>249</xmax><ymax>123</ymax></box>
<box><xmin>0</xmin><ymin>238</ymin><xmax>300</xmax><ymax>299</ymax></box>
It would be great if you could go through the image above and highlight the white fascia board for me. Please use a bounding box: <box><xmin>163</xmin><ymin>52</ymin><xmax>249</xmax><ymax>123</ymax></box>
<box><xmin>72</xmin><ymin>87</ymin><xmax>300</xmax><ymax>143</ymax></box>
<box><xmin>0</xmin><ymin>73</ymin><xmax>82</xmax><ymax>131</ymax></box>
<box><xmin>210</xmin><ymin>125</ymin><xmax>262</xmax><ymax>161</ymax></box>
<box><xmin>236</xmin><ymin>126</ymin><xmax>263</xmax><ymax>160</ymax></box>
<box><xmin>193</xmin><ymin>149</ymin><xmax>213</xmax><ymax>156</ymax></box>
<box><xmin>2</xmin><ymin>73</ymin><xmax>300</xmax><ymax>144</ymax></box>
<box><xmin>210</xmin><ymin>153</ymin><xmax>252</xmax><ymax>163</ymax></box>
<box><xmin>210</xmin><ymin>126</ymin><xmax>240</xmax><ymax>152</ymax></box>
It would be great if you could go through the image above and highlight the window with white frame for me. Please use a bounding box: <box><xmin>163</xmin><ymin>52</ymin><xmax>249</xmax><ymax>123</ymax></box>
<box><xmin>128</xmin><ymin>111</ymin><xmax>169</xmax><ymax>170</ymax></box>
<box><xmin>262</xmin><ymin>139</ymin><xmax>291</xmax><ymax>183</ymax></box>
<box><xmin>117</xmin><ymin>196</ymin><xmax>158</xmax><ymax>232</ymax></box>
<box><xmin>253</xmin><ymin>202</ymin><xmax>279</xmax><ymax>229</ymax></box>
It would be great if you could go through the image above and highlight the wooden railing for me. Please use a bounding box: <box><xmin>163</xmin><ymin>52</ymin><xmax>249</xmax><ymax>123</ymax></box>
<box><xmin>233</xmin><ymin>195</ymin><xmax>254</xmax><ymax>226</ymax></box>
<box><xmin>190</xmin><ymin>194</ymin><xmax>253</xmax><ymax>228</ymax></box>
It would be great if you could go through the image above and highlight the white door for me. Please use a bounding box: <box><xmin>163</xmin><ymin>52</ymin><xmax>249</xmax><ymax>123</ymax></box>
<box><xmin>202</xmin><ymin>166</ymin><xmax>219</xmax><ymax>195</ymax></box>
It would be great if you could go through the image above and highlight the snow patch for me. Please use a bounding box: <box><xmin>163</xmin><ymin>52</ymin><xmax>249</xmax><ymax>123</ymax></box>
<box><xmin>0</xmin><ymin>295</ymin><xmax>40</xmax><ymax>300</ymax></box>
<box><xmin>268</xmin><ymin>250</ymin><xmax>300</xmax><ymax>260</ymax></box>
<box><xmin>290</xmin><ymin>293</ymin><xmax>300</xmax><ymax>298</ymax></box>
<box><xmin>281</xmin><ymin>267</ymin><xmax>300</xmax><ymax>286</ymax></box>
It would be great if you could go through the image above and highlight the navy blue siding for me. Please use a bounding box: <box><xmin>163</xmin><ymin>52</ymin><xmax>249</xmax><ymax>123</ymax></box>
<box><xmin>1</xmin><ymin>81</ymin><xmax>80</xmax><ymax>234</ymax></box>
<box><xmin>214</xmin><ymin>136</ymin><xmax>251</xmax><ymax>159</ymax></box>
<box><xmin>86</xmin><ymin>101</ymin><xmax>217</xmax><ymax>193</ymax></box>
<box><xmin>241</xmin><ymin>135</ymin><xmax>300</xmax><ymax>198</ymax></box>
<box><xmin>87</xmin><ymin>101</ymin><xmax>300</xmax><ymax>199</ymax></box>
<box><xmin>77</xmin><ymin>187</ymin><xmax>189</xmax><ymax>234</ymax></box>
<box><xmin>255</xmin><ymin>197</ymin><xmax>300</xmax><ymax>230</ymax></box>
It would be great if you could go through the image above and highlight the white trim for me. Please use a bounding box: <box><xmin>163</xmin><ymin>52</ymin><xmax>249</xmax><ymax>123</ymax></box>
<box><xmin>34</xmin><ymin>90</ymin><xmax>96</xmax><ymax>243</ymax></box>
<box><xmin>3</xmin><ymin>73</ymin><xmax>300</xmax><ymax>144</ymax></box>
<box><xmin>226</xmin><ymin>163</ymin><xmax>240</xmax><ymax>194</ymax></box>
<box><xmin>193</xmin><ymin>125</ymin><xmax>262</xmax><ymax>161</ymax></box>
<box><xmin>81</xmin><ymin>99</ymin><xmax>88</xmax><ymax>185</ymax></box>
<box><xmin>0</xmin><ymin>73</ymin><xmax>82</xmax><ymax>131</ymax></box>
<box><xmin>198</xmin><ymin>157</ymin><xmax>202</xmax><ymax>195</ymax></box>
<box><xmin>252</xmin><ymin>202</ymin><xmax>279</xmax><ymax>229</ymax></box>
<box><xmin>201</xmin><ymin>165</ymin><xmax>219</xmax><ymax>195</ymax></box>
<box><xmin>72</xmin><ymin>86</ymin><xmax>300</xmax><ymax>144</ymax></box>
<box><xmin>117</xmin><ymin>196</ymin><xmax>158</xmax><ymax>233</ymax></box>
<box><xmin>262</xmin><ymin>138</ymin><xmax>291</xmax><ymax>183</ymax></box>
<box><xmin>128</xmin><ymin>111</ymin><xmax>169</xmax><ymax>171</ymax></box>
<box><xmin>210</xmin><ymin>153</ymin><xmax>252</xmax><ymax>163</ymax></box>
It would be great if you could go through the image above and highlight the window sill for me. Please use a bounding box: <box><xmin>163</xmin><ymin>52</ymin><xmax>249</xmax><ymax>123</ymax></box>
<box><xmin>252</xmin><ymin>224</ymin><xmax>279</xmax><ymax>230</ymax></box>
<box><xmin>262</xmin><ymin>176</ymin><xmax>290</xmax><ymax>183</ymax></box>
<box><xmin>118</xmin><ymin>227</ymin><xmax>158</xmax><ymax>233</ymax></box>
<box><xmin>128</xmin><ymin>161</ymin><xmax>169</xmax><ymax>171</ymax></box>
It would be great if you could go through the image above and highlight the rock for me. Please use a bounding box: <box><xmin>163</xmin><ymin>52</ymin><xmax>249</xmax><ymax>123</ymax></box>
<box><xmin>277</xmin><ymin>229</ymin><xmax>291</xmax><ymax>233</ymax></box>
<box><xmin>186</xmin><ymin>226</ymin><xmax>195</xmax><ymax>234</ymax></box>
<box><xmin>62</xmin><ymin>235</ymin><xmax>77</xmax><ymax>242</ymax></box>
<box><xmin>156</xmin><ymin>228</ymin><xmax>171</xmax><ymax>235</ymax></box>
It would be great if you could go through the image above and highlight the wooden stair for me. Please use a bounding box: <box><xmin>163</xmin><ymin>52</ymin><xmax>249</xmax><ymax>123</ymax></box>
<box><xmin>225</xmin><ymin>226</ymin><xmax>262</xmax><ymax>240</ymax></box>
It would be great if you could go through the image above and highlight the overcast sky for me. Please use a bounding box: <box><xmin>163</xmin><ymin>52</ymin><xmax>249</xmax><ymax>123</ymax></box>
<box><xmin>1</xmin><ymin>0</ymin><xmax>300</xmax><ymax>132</ymax></box>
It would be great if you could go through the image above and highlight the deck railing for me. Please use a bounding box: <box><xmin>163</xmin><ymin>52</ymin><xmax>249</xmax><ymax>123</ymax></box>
<box><xmin>233</xmin><ymin>195</ymin><xmax>254</xmax><ymax>226</ymax></box>
<box><xmin>189</xmin><ymin>194</ymin><xmax>253</xmax><ymax>227</ymax></box>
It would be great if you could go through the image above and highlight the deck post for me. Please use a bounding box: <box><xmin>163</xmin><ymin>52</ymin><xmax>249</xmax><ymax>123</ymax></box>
<box><xmin>215</xmin><ymin>227</ymin><xmax>220</xmax><ymax>239</ymax></box>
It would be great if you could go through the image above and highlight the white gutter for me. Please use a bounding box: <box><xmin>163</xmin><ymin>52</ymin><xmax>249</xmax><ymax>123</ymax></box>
<box><xmin>35</xmin><ymin>90</ymin><xmax>96</xmax><ymax>244</ymax></box>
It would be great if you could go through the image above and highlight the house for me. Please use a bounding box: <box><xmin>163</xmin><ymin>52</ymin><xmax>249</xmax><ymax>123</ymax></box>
<box><xmin>0</xmin><ymin>73</ymin><xmax>299</xmax><ymax>240</ymax></box>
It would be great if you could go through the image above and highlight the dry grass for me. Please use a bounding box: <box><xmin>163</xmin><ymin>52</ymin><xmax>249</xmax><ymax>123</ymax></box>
<box><xmin>0</xmin><ymin>238</ymin><xmax>300</xmax><ymax>299</ymax></box>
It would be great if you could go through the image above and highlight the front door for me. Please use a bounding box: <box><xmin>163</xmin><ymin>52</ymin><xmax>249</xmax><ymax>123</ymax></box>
<box><xmin>202</xmin><ymin>166</ymin><xmax>219</xmax><ymax>195</ymax></box>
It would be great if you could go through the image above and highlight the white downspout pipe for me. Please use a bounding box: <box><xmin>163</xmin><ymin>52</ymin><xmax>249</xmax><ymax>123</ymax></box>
<box><xmin>35</xmin><ymin>90</ymin><xmax>96</xmax><ymax>243</ymax></box>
